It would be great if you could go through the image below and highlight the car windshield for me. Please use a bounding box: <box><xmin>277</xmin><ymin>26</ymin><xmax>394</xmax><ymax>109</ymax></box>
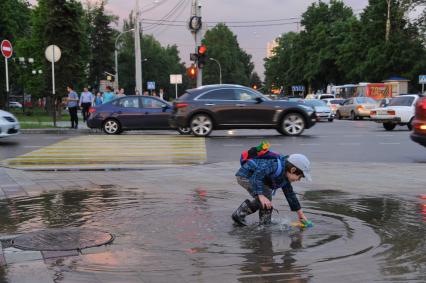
<box><xmin>356</xmin><ymin>97</ymin><xmax>376</xmax><ymax>104</ymax></box>
<box><xmin>331</xmin><ymin>99</ymin><xmax>345</xmax><ymax>104</ymax></box>
<box><xmin>388</xmin><ymin>96</ymin><xmax>415</xmax><ymax>106</ymax></box>
<box><xmin>305</xmin><ymin>100</ymin><xmax>327</xmax><ymax>107</ymax></box>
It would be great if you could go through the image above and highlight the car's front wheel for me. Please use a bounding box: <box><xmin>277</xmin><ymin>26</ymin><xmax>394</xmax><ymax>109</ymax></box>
<box><xmin>280</xmin><ymin>112</ymin><xmax>305</xmax><ymax>136</ymax></box>
<box><xmin>177</xmin><ymin>127</ymin><xmax>192</xmax><ymax>135</ymax></box>
<box><xmin>103</xmin><ymin>119</ymin><xmax>121</xmax><ymax>134</ymax></box>
<box><xmin>350</xmin><ymin>111</ymin><xmax>357</xmax><ymax>120</ymax></box>
<box><xmin>190</xmin><ymin>114</ymin><xmax>213</xmax><ymax>137</ymax></box>
<box><xmin>383</xmin><ymin>122</ymin><xmax>396</xmax><ymax>131</ymax></box>
<box><xmin>336</xmin><ymin>111</ymin><xmax>342</xmax><ymax>120</ymax></box>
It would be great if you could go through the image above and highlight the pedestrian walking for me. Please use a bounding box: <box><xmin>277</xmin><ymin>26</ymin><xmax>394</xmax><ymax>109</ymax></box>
<box><xmin>232</xmin><ymin>141</ymin><xmax>312</xmax><ymax>226</ymax></box>
<box><xmin>94</xmin><ymin>92</ymin><xmax>103</xmax><ymax>106</ymax></box>
<box><xmin>151</xmin><ymin>90</ymin><xmax>158</xmax><ymax>97</ymax></box>
<box><xmin>79</xmin><ymin>87</ymin><xmax>93</xmax><ymax>122</ymax></box>
<box><xmin>143</xmin><ymin>90</ymin><xmax>149</xmax><ymax>96</ymax></box>
<box><xmin>102</xmin><ymin>86</ymin><xmax>115</xmax><ymax>104</ymax></box>
<box><xmin>66</xmin><ymin>85</ymin><xmax>79</xmax><ymax>129</ymax></box>
<box><xmin>159</xmin><ymin>88</ymin><xmax>164</xmax><ymax>100</ymax></box>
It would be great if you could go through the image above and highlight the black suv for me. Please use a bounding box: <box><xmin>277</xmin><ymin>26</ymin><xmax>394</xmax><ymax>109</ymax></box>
<box><xmin>169</xmin><ymin>84</ymin><xmax>317</xmax><ymax>137</ymax></box>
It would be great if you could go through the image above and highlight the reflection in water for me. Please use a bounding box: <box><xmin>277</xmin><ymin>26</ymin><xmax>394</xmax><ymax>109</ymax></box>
<box><xmin>235</xmin><ymin>226</ymin><xmax>308</xmax><ymax>282</ymax></box>
<box><xmin>0</xmin><ymin>188</ymin><xmax>424</xmax><ymax>282</ymax></box>
<box><xmin>304</xmin><ymin>190</ymin><xmax>426</xmax><ymax>282</ymax></box>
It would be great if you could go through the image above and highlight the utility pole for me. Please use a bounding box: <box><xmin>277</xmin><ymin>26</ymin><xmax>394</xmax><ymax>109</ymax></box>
<box><xmin>190</xmin><ymin>0</ymin><xmax>202</xmax><ymax>87</ymax></box>
<box><xmin>134</xmin><ymin>0</ymin><xmax>143</xmax><ymax>94</ymax></box>
<box><xmin>386</xmin><ymin>0</ymin><xmax>391</xmax><ymax>41</ymax></box>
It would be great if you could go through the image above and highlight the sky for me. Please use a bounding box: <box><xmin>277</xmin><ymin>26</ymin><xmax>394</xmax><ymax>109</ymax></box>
<box><xmin>30</xmin><ymin>0</ymin><xmax>370</xmax><ymax>78</ymax></box>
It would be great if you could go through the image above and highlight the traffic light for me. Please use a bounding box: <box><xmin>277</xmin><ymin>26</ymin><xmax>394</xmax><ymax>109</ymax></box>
<box><xmin>187</xmin><ymin>64</ymin><xmax>197</xmax><ymax>79</ymax></box>
<box><xmin>197</xmin><ymin>45</ymin><xmax>207</xmax><ymax>68</ymax></box>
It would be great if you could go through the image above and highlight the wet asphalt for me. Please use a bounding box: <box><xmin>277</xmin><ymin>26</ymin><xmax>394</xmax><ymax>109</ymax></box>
<box><xmin>0</xmin><ymin>120</ymin><xmax>425</xmax><ymax>282</ymax></box>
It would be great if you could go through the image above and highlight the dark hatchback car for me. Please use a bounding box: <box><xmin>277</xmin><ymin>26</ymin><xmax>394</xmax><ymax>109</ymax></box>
<box><xmin>169</xmin><ymin>84</ymin><xmax>317</xmax><ymax>137</ymax></box>
<box><xmin>87</xmin><ymin>95</ymin><xmax>190</xmax><ymax>134</ymax></box>
<box><xmin>411</xmin><ymin>96</ymin><xmax>426</xmax><ymax>147</ymax></box>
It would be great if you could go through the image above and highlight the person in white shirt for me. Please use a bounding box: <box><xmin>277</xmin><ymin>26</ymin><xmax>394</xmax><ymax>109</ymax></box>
<box><xmin>79</xmin><ymin>87</ymin><xmax>94</xmax><ymax>122</ymax></box>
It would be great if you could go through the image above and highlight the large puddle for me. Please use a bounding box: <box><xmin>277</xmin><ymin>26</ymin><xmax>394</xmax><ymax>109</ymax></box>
<box><xmin>0</xmin><ymin>186</ymin><xmax>425</xmax><ymax>282</ymax></box>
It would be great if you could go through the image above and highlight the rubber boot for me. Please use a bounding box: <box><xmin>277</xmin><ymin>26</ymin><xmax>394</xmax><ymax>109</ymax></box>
<box><xmin>259</xmin><ymin>208</ymin><xmax>273</xmax><ymax>225</ymax></box>
<box><xmin>232</xmin><ymin>199</ymin><xmax>259</xmax><ymax>226</ymax></box>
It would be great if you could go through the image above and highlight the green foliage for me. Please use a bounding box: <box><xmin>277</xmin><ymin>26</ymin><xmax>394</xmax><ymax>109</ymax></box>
<box><xmin>0</xmin><ymin>0</ymin><xmax>32</xmax><ymax>108</ymax></box>
<box><xmin>202</xmin><ymin>23</ymin><xmax>255</xmax><ymax>86</ymax></box>
<box><xmin>43</xmin><ymin>0</ymin><xmax>87</xmax><ymax>95</ymax></box>
<box><xmin>85</xmin><ymin>0</ymin><xmax>118</xmax><ymax>89</ymax></box>
<box><xmin>116</xmin><ymin>12</ymin><xmax>187</xmax><ymax>100</ymax></box>
<box><xmin>264</xmin><ymin>0</ymin><xmax>426</xmax><ymax>93</ymax></box>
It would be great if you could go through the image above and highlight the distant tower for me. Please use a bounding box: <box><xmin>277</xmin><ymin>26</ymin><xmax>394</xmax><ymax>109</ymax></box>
<box><xmin>266</xmin><ymin>39</ymin><xmax>278</xmax><ymax>58</ymax></box>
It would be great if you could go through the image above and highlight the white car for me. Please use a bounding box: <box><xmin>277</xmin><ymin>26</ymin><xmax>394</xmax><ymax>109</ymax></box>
<box><xmin>322</xmin><ymin>98</ymin><xmax>345</xmax><ymax>115</ymax></box>
<box><xmin>9</xmin><ymin>101</ymin><xmax>23</xmax><ymax>109</ymax></box>
<box><xmin>304</xmin><ymin>99</ymin><xmax>334</xmax><ymax>122</ymax></box>
<box><xmin>0</xmin><ymin>109</ymin><xmax>20</xmax><ymax>138</ymax></box>
<box><xmin>370</xmin><ymin>95</ymin><xmax>420</xmax><ymax>131</ymax></box>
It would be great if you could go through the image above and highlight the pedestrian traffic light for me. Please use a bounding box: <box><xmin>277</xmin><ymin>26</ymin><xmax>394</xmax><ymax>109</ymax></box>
<box><xmin>187</xmin><ymin>64</ymin><xmax>197</xmax><ymax>79</ymax></box>
<box><xmin>197</xmin><ymin>45</ymin><xmax>207</xmax><ymax>68</ymax></box>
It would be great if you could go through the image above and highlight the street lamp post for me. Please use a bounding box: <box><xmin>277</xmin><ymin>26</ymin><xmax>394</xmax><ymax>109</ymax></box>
<box><xmin>209</xmin><ymin>57</ymin><xmax>222</xmax><ymax>84</ymax></box>
<box><xmin>115</xmin><ymin>28</ymin><xmax>135</xmax><ymax>89</ymax></box>
<box><xmin>18</xmin><ymin>57</ymin><xmax>34</xmax><ymax>114</ymax></box>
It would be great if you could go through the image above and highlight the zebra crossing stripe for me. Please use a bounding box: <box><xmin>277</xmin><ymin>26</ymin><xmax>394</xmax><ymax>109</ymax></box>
<box><xmin>1</xmin><ymin>135</ymin><xmax>207</xmax><ymax>170</ymax></box>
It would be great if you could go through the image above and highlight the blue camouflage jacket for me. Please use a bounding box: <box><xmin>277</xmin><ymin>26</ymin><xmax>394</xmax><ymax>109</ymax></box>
<box><xmin>236</xmin><ymin>156</ymin><xmax>301</xmax><ymax>211</ymax></box>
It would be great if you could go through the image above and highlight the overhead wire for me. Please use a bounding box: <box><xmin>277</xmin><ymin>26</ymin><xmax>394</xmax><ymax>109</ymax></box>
<box><xmin>143</xmin><ymin>0</ymin><xmax>189</xmax><ymax>31</ymax></box>
<box><xmin>144</xmin><ymin>0</ymin><xmax>189</xmax><ymax>34</ymax></box>
<box><xmin>141</xmin><ymin>20</ymin><xmax>301</xmax><ymax>28</ymax></box>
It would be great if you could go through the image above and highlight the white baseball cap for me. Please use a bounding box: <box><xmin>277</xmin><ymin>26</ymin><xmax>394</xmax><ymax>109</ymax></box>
<box><xmin>287</xmin><ymin>154</ymin><xmax>312</xmax><ymax>182</ymax></box>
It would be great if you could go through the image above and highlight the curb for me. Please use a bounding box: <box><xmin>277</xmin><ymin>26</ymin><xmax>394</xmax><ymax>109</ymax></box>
<box><xmin>20</xmin><ymin>128</ymin><xmax>96</xmax><ymax>134</ymax></box>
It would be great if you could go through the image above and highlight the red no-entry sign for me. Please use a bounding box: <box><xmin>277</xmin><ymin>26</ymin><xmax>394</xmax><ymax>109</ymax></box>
<box><xmin>1</xmin><ymin>40</ymin><xmax>13</xmax><ymax>58</ymax></box>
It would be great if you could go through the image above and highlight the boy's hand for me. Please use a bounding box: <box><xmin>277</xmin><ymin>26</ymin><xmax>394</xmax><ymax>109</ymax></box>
<box><xmin>297</xmin><ymin>209</ymin><xmax>308</xmax><ymax>222</ymax></box>
<box><xmin>258</xmin><ymin>195</ymin><xmax>272</xmax><ymax>209</ymax></box>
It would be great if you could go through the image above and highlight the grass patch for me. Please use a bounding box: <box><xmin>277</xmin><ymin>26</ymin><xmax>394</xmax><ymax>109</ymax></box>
<box><xmin>10</xmin><ymin>108</ymin><xmax>68</xmax><ymax>123</ymax></box>
<box><xmin>20</xmin><ymin>123</ymin><xmax>61</xmax><ymax>129</ymax></box>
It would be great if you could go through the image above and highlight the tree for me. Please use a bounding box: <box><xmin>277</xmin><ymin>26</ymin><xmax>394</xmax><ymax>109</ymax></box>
<box><xmin>264</xmin><ymin>0</ymin><xmax>426</xmax><ymax>93</ymax></box>
<box><xmin>46</xmin><ymin>0</ymin><xmax>87</xmax><ymax>91</ymax></box>
<box><xmin>202</xmin><ymin>23</ymin><xmax>255</xmax><ymax>86</ymax></box>
<box><xmin>116</xmin><ymin>12</ymin><xmax>187</xmax><ymax>99</ymax></box>
<box><xmin>358</xmin><ymin>0</ymin><xmax>426</xmax><ymax>88</ymax></box>
<box><xmin>85</xmin><ymin>0</ymin><xmax>118</xmax><ymax>89</ymax></box>
<box><xmin>0</xmin><ymin>0</ymin><xmax>31</xmax><ymax>108</ymax></box>
<box><xmin>265</xmin><ymin>1</ymin><xmax>357</xmax><ymax>93</ymax></box>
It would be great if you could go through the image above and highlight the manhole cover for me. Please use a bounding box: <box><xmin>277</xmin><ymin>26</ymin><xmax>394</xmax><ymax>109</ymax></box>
<box><xmin>12</xmin><ymin>228</ymin><xmax>114</xmax><ymax>251</ymax></box>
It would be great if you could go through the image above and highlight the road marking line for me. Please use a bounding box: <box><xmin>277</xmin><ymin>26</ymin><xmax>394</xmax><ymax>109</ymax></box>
<box><xmin>2</xmin><ymin>135</ymin><xmax>207</xmax><ymax>169</ymax></box>
<box><xmin>300</xmin><ymin>143</ymin><xmax>321</xmax><ymax>146</ymax></box>
<box><xmin>22</xmin><ymin>146</ymin><xmax>43</xmax><ymax>148</ymax></box>
<box><xmin>379</xmin><ymin>142</ymin><xmax>401</xmax><ymax>145</ymax></box>
<box><xmin>223</xmin><ymin>144</ymin><xmax>244</xmax><ymax>147</ymax></box>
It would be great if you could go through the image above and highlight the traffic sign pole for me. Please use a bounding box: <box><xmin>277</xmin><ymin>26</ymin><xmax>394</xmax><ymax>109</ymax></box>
<box><xmin>1</xmin><ymin>40</ymin><xmax>13</xmax><ymax>110</ymax></box>
<box><xmin>5</xmin><ymin>57</ymin><xmax>9</xmax><ymax>110</ymax></box>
